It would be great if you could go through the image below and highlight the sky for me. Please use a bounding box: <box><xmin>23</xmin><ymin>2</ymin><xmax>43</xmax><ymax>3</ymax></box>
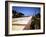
<box><xmin>12</xmin><ymin>6</ymin><xmax>40</xmax><ymax>16</ymax></box>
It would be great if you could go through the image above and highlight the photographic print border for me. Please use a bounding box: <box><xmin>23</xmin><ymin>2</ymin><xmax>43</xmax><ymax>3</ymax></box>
<box><xmin>5</xmin><ymin>1</ymin><xmax>45</xmax><ymax>36</ymax></box>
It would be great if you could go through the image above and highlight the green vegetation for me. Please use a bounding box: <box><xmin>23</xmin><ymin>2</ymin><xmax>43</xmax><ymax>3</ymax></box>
<box><xmin>31</xmin><ymin>13</ymin><xmax>40</xmax><ymax>29</ymax></box>
<box><xmin>12</xmin><ymin>10</ymin><xmax>24</xmax><ymax>18</ymax></box>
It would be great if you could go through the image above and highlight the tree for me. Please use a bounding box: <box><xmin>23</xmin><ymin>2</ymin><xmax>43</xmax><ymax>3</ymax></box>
<box><xmin>12</xmin><ymin>10</ymin><xmax>24</xmax><ymax>18</ymax></box>
<box><xmin>31</xmin><ymin>13</ymin><xmax>40</xmax><ymax>29</ymax></box>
